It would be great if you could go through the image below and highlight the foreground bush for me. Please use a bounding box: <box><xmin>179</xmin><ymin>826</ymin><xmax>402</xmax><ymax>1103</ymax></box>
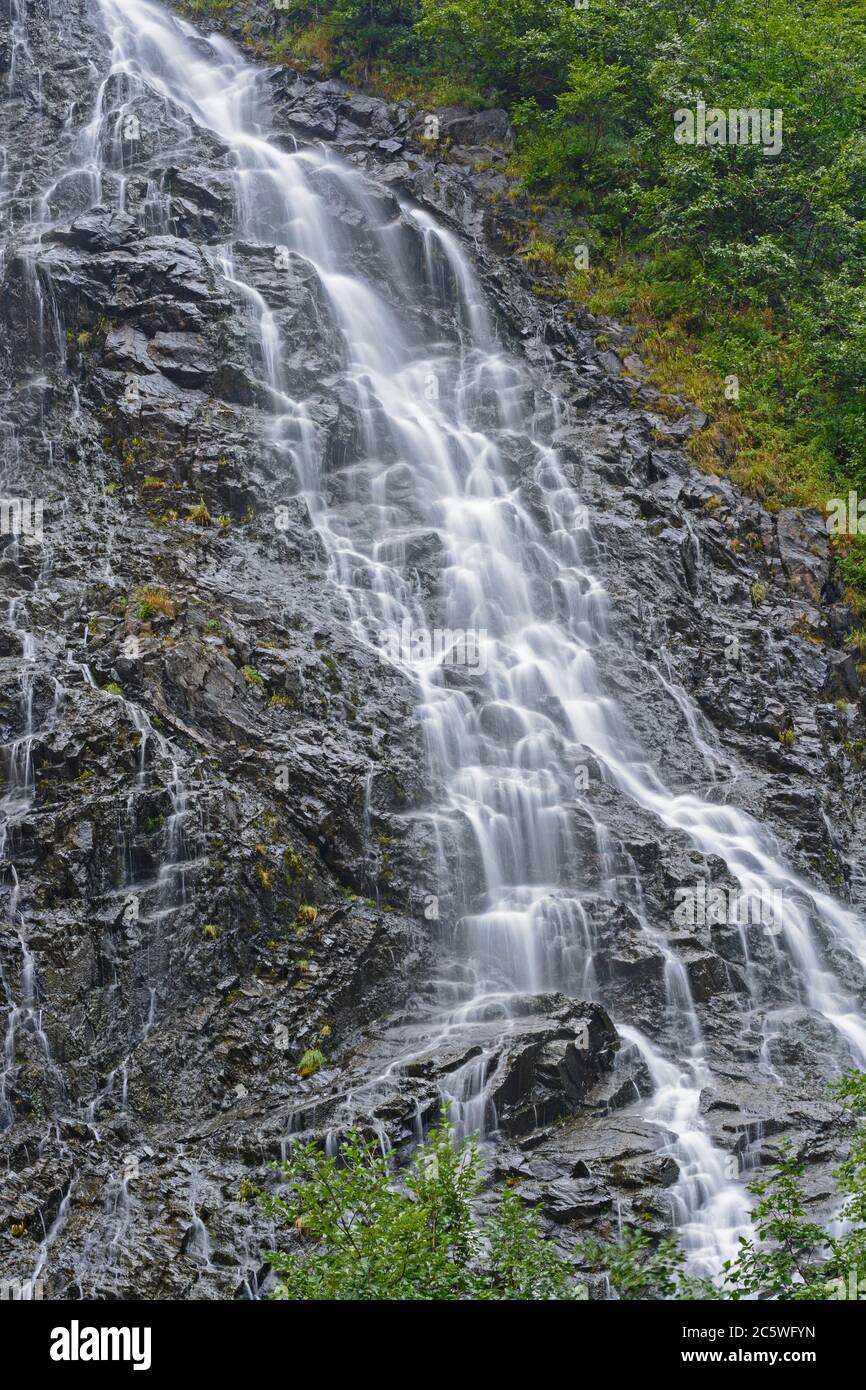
<box><xmin>260</xmin><ymin>1117</ymin><xmax>583</xmax><ymax>1299</ymax></box>
<box><xmin>260</xmin><ymin>1071</ymin><xmax>866</xmax><ymax>1300</ymax></box>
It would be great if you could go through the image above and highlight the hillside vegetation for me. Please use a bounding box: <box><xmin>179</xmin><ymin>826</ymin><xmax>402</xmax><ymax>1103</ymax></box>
<box><xmin>188</xmin><ymin>0</ymin><xmax>866</xmax><ymax>604</ymax></box>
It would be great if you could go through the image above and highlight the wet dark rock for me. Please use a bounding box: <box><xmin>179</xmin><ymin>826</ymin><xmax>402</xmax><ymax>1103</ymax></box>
<box><xmin>484</xmin><ymin>998</ymin><xmax>619</xmax><ymax>1135</ymax></box>
<box><xmin>542</xmin><ymin>1176</ymin><xmax>613</xmax><ymax>1223</ymax></box>
<box><xmin>776</xmin><ymin>508</ymin><xmax>832</xmax><ymax>604</ymax></box>
<box><xmin>434</xmin><ymin>106</ymin><xmax>514</xmax><ymax>149</ymax></box>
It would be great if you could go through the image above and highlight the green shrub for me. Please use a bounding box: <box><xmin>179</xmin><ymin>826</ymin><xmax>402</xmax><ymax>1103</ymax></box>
<box><xmin>259</xmin><ymin>1116</ymin><xmax>584</xmax><ymax>1299</ymax></box>
<box><xmin>135</xmin><ymin>584</ymin><xmax>176</xmax><ymax>621</ymax></box>
<box><xmin>241</xmin><ymin>665</ymin><xmax>265</xmax><ymax>690</ymax></box>
<box><xmin>276</xmin><ymin>0</ymin><xmax>866</xmax><ymax>606</ymax></box>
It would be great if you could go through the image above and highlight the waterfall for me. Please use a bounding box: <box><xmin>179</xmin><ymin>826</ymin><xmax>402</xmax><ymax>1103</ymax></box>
<box><xmin>2</xmin><ymin>0</ymin><xmax>865</xmax><ymax>1293</ymax></box>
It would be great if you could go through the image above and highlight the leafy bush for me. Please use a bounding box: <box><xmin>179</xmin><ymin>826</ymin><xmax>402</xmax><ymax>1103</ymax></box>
<box><xmin>260</xmin><ymin>1117</ymin><xmax>584</xmax><ymax>1299</ymax></box>
<box><xmin>256</xmin><ymin>1073</ymin><xmax>866</xmax><ymax>1299</ymax></box>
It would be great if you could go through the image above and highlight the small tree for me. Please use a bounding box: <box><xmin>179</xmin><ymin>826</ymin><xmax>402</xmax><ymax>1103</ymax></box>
<box><xmin>259</xmin><ymin>1116</ymin><xmax>582</xmax><ymax>1300</ymax></box>
<box><xmin>723</xmin><ymin>1069</ymin><xmax>866</xmax><ymax>1300</ymax></box>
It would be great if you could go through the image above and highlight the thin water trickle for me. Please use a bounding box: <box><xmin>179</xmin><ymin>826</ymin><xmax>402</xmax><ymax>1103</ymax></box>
<box><xmin>1</xmin><ymin>39</ymin><xmax>200</xmax><ymax>1274</ymax></box>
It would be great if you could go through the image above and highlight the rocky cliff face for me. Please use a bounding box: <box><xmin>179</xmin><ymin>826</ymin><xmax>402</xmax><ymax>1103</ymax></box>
<box><xmin>1</xmin><ymin>0</ymin><xmax>864</xmax><ymax>1299</ymax></box>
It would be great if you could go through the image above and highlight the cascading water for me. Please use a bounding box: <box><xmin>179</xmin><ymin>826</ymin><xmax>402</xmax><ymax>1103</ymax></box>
<box><xmin>3</xmin><ymin>0</ymin><xmax>866</xmax><ymax>1294</ymax></box>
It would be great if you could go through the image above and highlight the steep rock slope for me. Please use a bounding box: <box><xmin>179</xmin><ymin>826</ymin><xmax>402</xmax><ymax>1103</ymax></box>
<box><xmin>0</xmin><ymin>0</ymin><xmax>864</xmax><ymax>1298</ymax></box>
